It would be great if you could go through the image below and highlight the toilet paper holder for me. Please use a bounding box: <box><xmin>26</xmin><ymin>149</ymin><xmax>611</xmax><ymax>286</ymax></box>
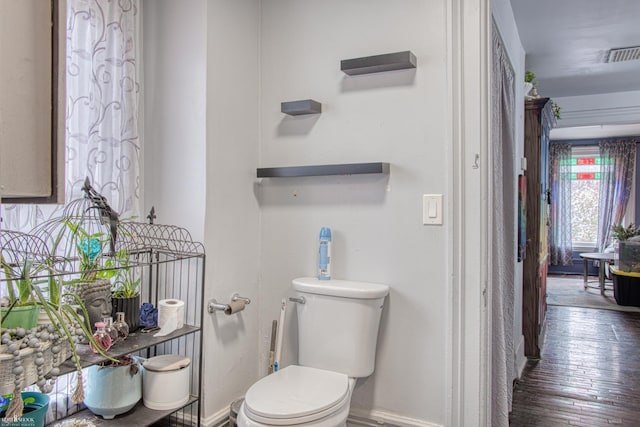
<box><xmin>208</xmin><ymin>293</ymin><xmax>251</xmax><ymax>314</ymax></box>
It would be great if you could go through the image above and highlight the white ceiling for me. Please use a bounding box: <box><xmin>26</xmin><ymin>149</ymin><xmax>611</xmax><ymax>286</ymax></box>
<box><xmin>510</xmin><ymin>0</ymin><xmax>640</xmax><ymax>98</ymax></box>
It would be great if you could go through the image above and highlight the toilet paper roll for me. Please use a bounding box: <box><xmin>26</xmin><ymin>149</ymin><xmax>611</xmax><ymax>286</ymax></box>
<box><xmin>154</xmin><ymin>299</ymin><xmax>185</xmax><ymax>337</ymax></box>
<box><xmin>224</xmin><ymin>300</ymin><xmax>246</xmax><ymax>315</ymax></box>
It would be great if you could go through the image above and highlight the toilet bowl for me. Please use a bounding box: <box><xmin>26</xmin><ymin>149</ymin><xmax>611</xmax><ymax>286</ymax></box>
<box><xmin>237</xmin><ymin>365</ymin><xmax>356</xmax><ymax>427</ymax></box>
<box><xmin>238</xmin><ymin>278</ymin><xmax>389</xmax><ymax>427</ymax></box>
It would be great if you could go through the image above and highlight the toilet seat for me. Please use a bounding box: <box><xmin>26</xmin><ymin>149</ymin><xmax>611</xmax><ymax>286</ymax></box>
<box><xmin>244</xmin><ymin>365</ymin><xmax>350</xmax><ymax>425</ymax></box>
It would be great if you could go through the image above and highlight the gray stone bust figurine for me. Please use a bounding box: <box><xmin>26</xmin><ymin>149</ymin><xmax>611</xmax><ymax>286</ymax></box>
<box><xmin>74</xmin><ymin>279</ymin><xmax>113</xmax><ymax>329</ymax></box>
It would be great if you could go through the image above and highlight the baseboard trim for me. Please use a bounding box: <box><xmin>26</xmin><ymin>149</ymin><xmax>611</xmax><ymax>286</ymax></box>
<box><xmin>514</xmin><ymin>334</ymin><xmax>527</xmax><ymax>378</ymax></box>
<box><xmin>201</xmin><ymin>406</ymin><xmax>231</xmax><ymax>427</ymax></box>
<box><xmin>202</xmin><ymin>404</ymin><xmax>440</xmax><ymax>427</ymax></box>
<box><xmin>349</xmin><ymin>408</ymin><xmax>442</xmax><ymax>427</ymax></box>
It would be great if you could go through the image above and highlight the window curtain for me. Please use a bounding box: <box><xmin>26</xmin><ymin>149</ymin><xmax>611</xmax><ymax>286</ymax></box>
<box><xmin>490</xmin><ymin>22</ymin><xmax>516</xmax><ymax>427</ymax></box>
<box><xmin>596</xmin><ymin>140</ymin><xmax>637</xmax><ymax>252</ymax></box>
<box><xmin>548</xmin><ymin>142</ymin><xmax>572</xmax><ymax>265</ymax></box>
<box><xmin>2</xmin><ymin>0</ymin><xmax>141</xmax><ymax>231</ymax></box>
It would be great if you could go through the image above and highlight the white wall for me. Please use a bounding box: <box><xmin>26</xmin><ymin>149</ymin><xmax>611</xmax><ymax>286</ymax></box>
<box><xmin>553</xmin><ymin>90</ymin><xmax>640</xmax><ymax>128</ymax></box>
<box><xmin>491</xmin><ymin>0</ymin><xmax>528</xmax><ymax>378</ymax></box>
<box><xmin>142</xmin><ymin>1</ymin><xmax>493</xmax><ymax>425</ymax></box>
<box><xmin>142</xmin><ymin>0</ymin><xmax>207</xmax><ymax>241</ymax></box>
<box><xmin>145</xmin><ymin>1</ymin><xmax>261</xmax><ymax>423</ymax></box>
<box><xmin>258</xmin><ymin>1</ymin><xmax>449</xmax><ymax>424</ymax></box>
<box><xmin>203</xmin><ymin>0</ymin><xmax>261</xmax><ymax>423</ymax></box>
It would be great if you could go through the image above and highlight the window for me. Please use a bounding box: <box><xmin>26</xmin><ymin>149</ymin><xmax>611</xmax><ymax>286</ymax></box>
<box><xmin>569</xmin><ymin>146</ymin><xmax>600</xmax><ymax>249</ymax></box>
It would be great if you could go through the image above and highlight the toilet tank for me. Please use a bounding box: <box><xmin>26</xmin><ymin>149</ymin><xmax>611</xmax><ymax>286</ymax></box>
<box><xmin>292</xmin><ymin>277</ymin><xmax>389</xmax><ymax>378</ymax></box>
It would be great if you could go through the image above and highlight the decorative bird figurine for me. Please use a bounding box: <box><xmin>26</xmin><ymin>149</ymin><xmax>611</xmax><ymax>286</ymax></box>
<box><xmin>81</xmin><ymin>177</ymin><xmax>120</xmax><ymax>255</ymax></box>
<box><xmin>147</xmin><ymin>206</ymin><xmax>156</xmax><ymax>225</ymax></box>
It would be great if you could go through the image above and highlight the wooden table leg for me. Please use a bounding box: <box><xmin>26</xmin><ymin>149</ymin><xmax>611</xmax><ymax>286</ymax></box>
<box><xmin>583</xmin><ymin>258</ymin><xmax>588</xmax><ymax>289</ymax></box>
<box><xmin>599</xmin><ymin>264</ymin><xmax>605</xmax><ymax>295</ymax></box>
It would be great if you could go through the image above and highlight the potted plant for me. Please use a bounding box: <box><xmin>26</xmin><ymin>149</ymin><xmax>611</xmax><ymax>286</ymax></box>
<box><xmin>57</xmin><ymin>219</ymin><xmax>115</xmax><ymax>331</ymax></box>
<box><xmin>110</xmin><ymin>249</ymin><xmax>141</xmax><ymax>332</ymax></box>
<box><xmin>83</xmin><ymin>354</ymin><xmax>142</xmax><ymax>420</ymax></box>
<box><xmin>1</xmin><ymin>231</ymin><xmax>118</xmax><ymax>421</ymax></box>
<box><xmin>1</xmin><ymin>256</ymin><xmax>42</xmax><ymax>330</ymax></box>
<box><xmin>0</xmin><ymin>391</ymin><xmax>50</xmax><ymax>427</ymax></box>
<box><xmin>612</xmin><ymin>223</ymin><xmax>640</xmax><ymax>241</ymax></box>
<box><xmin>524</xmin><ymin>70</ymin><xmax>537</xmax><ymax>97</ymax></box>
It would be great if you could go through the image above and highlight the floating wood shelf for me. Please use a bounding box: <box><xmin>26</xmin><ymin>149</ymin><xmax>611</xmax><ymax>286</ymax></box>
<box><xmin>281</xmin><ymin>99</ymin><xmax>322</xmax><ymax>115</ymax></box>
<box><xmin>257</xmin><ymin>162</ymin><xmax>389</xmax><ymax>178</ymax></box>
<box><xmin>341</xmin><ymin>51</ymin><xmax>417</xmax><ymax>75</ymax></box>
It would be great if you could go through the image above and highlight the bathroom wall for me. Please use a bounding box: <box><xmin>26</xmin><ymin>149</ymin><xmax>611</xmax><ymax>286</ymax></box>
<box><xmin>258</xmin><ymin>1</ymin><xmax>449</xmax><ymax>424</ymax></box>
<box><xmin>202</xmin><ymin>0</ymin><xmax>261</xmax><ymax>421</ymax></box>
<box><xmin>143</xmin><ymin>0</ymin><xmax>261</xmax><ymax>423</ymax></box>
<box><xmin>142</xmin><ymin>0</ymin><xmax>207</xmax><ymax>242</ymax></box>
<box><xmin>142</xmin><ymin>0</ymin><xmax>494</xmax><ymax>425</ymax></box>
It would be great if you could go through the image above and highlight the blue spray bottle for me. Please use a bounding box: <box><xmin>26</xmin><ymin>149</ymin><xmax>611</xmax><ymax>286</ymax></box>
<box><xmin>318</xmin><ymin>227</ymin><xmax>332</xmax><ymax>280</ymax></box>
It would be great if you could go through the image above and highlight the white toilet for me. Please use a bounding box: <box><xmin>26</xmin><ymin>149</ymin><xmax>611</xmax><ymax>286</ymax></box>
<box><xmin>237</xmin><ymin>277</ymin><xmax>389</xmax><ymax>427</ymax></box>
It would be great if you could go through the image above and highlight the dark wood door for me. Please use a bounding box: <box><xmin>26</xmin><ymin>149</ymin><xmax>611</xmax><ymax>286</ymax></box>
<box><xmin>522</xmin><ymin>97</ymin><xmax>555</xmax><ymax>358</ymax></box>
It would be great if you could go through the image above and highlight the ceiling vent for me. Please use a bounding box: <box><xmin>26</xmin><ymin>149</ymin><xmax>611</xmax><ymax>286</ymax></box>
<box><xmin>606</xmin><ymin>46</ymin><xmax>640</xmax><ymax>63</ymax></box>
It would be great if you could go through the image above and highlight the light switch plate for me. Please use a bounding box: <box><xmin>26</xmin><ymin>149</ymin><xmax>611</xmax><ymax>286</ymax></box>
<box><xmin>423</xmin><ymin>194</ymin><xmax>443</xmax><ymax>225</ymax></box>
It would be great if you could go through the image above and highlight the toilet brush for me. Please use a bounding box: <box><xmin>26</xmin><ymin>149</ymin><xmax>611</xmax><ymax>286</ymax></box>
<box><xmin>274</xmin><ymin>298</ymin><xmax>286</xmax><ymax>371</ymax></box>
<box><xmin>268</xmin><ymin>320</ymin><xmax>277</xmax><ymax>374</ymax></box>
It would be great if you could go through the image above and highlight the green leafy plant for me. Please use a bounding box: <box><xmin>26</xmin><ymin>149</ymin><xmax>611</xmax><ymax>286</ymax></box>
<box><xmin>110</xmin><ymin>249</ymin><xmax>141</xmax><ymax>298</ymax></box>
<box><xmin>612</xmin><ymin>223</ymin><xmax>640</xmax><ymax>241</ymax></box>
<box><xmin>524</xmin><ymin>70</ymin><xmax>536</xmax><ymax>84</ymax></box>
<box><xmin>1</xmin><ymin>262</ymin><xmax>118</xmax><ymax>418</ymax></box>
<box><xmin>60</xmin><ymin>220</ymin><xmax>117</xmax><ymax>283</ymax></box>
<box><xmin>1</xmin><ymin>256</ymin><xmax>37</xmax><ymax>308</ymax></box>
<box><xmin>551</xmin><ymin>101</ymin><xmax>561</xmax><ymax>120</ymax></box>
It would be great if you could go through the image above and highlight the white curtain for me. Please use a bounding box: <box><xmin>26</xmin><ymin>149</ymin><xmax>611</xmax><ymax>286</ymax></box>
<box><xmin>596</xmin><ymin>139</ymin><xmax>637</xmax><ymax>251</ymax></box>
<box><xmin>2</xmin><ymin>0</ymin><xmax>141</xmax><ymax>231</ymax></box>
<box><xmin>548</xmin><ymin>142</ymin><xmax>573</xmax><ymax>265</ymax></box>
<box><xmin>490</xmin><ymin>22</ymin><xmax>516</xmax><ymax>427</ymax></box>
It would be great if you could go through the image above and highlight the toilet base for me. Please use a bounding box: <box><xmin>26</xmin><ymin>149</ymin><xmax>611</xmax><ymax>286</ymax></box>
<box><xmin>237</xmin><ymin>377</ymin><xmax>355</xmax><ymax>427</ymax></box>
<box><xmin>237</xmin><ymin>400</ymin><xmax>349</xmax><ymax>427</ymax></box>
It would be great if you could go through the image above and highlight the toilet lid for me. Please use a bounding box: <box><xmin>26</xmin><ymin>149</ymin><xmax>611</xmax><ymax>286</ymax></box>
<box><xmin>244</xmin><ymin>365</ymin><xmax>349</xmax><ymax>422</ymax></box>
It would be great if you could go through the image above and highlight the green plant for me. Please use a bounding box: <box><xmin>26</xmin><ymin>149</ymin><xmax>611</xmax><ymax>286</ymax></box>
<box><xmin>0</xmin><ymin>254</ymin><xmax>58</xmax><ymax>330</ymax></box>
<box><xmin>1</xmin><ymin>245</ymin><xmax>118</xmax><ymax>419</ymax></box>
<box><xmin>551</xmin><ymin>101</ymin><xmax>561</xmax><ymax>120</ymax></box>
<box><xmin>62</xmin><ymin>220</ymin><xmax>109</xmax><ymax>282</ymax></box>
<box><xmin>110</xmin><ymin>249</ymin><xmax>140</xmax><ymax>298</ymax></box>
<box><xmin>612</xmin><ymin>223</ymin><xmax>640</xmax><ymax>241</ymax></box>
<box><xmin>1</xmin><ymin>256</ymin><xmax>36</xmax><ymax>308</ymax></box>
<box><xmin>524</xmin><ymin>70</ymin><xmax>536</xmax><ymax>84</ymax></box>
<box><xmin>1</xmin><ymin>272</ymin><xmax>118</xmax><ymax>419</ymax></box>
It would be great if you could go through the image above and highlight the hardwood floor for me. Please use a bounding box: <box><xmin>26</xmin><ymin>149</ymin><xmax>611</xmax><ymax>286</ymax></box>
<box><xmin>510</xmin><ymin>305</ymin><xmax>640</xmax><ymax>426</ymax></box>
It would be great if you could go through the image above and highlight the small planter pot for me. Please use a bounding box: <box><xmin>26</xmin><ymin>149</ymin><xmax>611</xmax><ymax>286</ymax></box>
<box><xmin>112</xmin><ymin>294</ymin><xmax>141</xmax><ymax>332</ymax></box>
<box><xmin>0</xmin><ymin>305</ymin><xmax>39</xmax><ymax>330</ymax></box>
<box><xmin>84</xmin><ymin>358</ymin><xmax>142</xmax><ymax>419</ymax></box>
<box><xmin>0</xmin><ymin>391</ymin><xmax>50</xmax><ymax>427</ymax></box>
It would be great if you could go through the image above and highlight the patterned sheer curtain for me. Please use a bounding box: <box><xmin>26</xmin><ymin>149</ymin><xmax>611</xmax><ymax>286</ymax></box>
<box><xmin>490</xmin><ymin>22</ymin><xmax>515</xmax><ymax>427</ymax></box>
<box><xmin>596</xmin><ymin>140</ymin><xmax>637</xmax><ymax>252</ymax></box>
<box><xmin>548</xmin><ymin>142</ymin><xmax>572</xmax><ymax>265</ymax></box>
<box><xmin>2</xmin><ymin>0</ymin><xmax>140</xmax><ymax>231</ymax></box>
